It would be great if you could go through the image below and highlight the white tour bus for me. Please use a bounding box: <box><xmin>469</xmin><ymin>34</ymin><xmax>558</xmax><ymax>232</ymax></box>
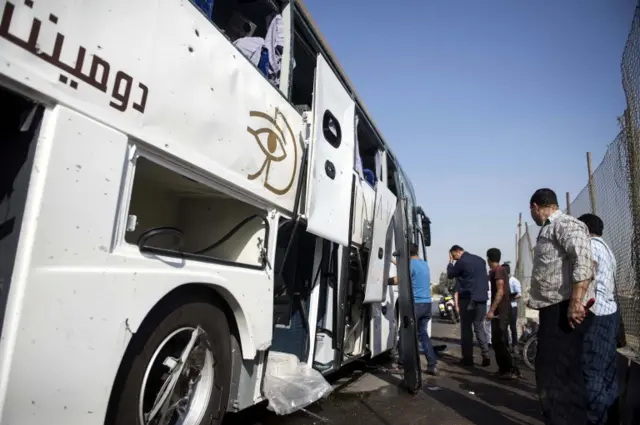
<box><xmin>0</xmin><ymin>0</ymin><xmax>433</xmax><ymax>424</ymax></box>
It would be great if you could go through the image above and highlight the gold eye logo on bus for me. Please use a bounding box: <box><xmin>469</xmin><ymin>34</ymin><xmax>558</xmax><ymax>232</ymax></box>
<box><xmin>246</xmin><ymin>109</ymin><xmax>298</xmax><ymax>196</ymax></box>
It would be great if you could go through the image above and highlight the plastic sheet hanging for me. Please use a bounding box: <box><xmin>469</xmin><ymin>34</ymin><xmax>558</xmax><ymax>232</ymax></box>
<box><xmin>262</xmin><ymin>351</ymin><xmax>333</xmax><ymax>415</ymax></box>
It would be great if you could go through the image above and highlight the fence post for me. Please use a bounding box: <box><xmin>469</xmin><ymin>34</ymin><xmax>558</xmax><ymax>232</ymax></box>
<box><xmin>566</xmin><ymin>192</ymin><xmax>572</xmax><ymax>216</ymax></box>
<box><xmin>587</xmin><ymin>152</ymin><xmax>597</xmax><ymax>215</ymax></box>
<box><xmin>517</xmin><ymin>213</ymin><xmax>522</xmax><ymax>265</ymax></box>
<box><xmin>525</xmin><ymin>222</ymin><xmax>534</xmax><ymax>258</ymax></box>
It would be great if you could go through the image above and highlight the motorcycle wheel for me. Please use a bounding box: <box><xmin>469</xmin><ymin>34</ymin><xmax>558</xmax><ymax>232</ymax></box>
<box><xmin>523</xmin><ymin>335</ymin><xmax>537</xmax><ymax>371</ymax></box>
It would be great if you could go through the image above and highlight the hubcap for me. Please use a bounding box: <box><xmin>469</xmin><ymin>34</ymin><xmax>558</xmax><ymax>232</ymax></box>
<box><xmin>139</xmin><ymin>326</ymin><xmax>215</xmax><ymax>425</ymax></box>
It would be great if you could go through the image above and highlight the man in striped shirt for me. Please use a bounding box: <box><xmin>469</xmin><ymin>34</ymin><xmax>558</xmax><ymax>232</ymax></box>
<box><xmin>528</xmin><ymin>188</ymin><xmax>595</xmax><ymax>425</ymax></box>
<box><xmin>578</xmin><ymin>213</ymin><xmax>620</xmax><ymax>425</ymax></box>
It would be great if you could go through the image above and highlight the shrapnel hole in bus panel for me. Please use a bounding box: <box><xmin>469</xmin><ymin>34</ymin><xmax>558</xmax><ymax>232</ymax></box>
<box><xmin>124</xmin><ymin>157</ymin><xmax>267</xmax><ymax>268</ymax></box>
<box><xmin>191</xmin><ymin>0</ymin><xmax>288</xmax><ymax>90</ymax></box>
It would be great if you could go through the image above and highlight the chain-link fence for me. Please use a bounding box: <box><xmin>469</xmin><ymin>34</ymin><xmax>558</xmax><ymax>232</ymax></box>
<box><xmin>567</xmin><ymin>184</ymin><xmax>591</xmax><ymax>219</ymax></box>
<box><xmin>619</xmin><ymin>3</ymin><xmax>640</xmax><ymax>357</ymax></box>
<box><xmin>567</xmin><ymin>135</ymin><xmax>639</xmax><ymax>355</ymax></box>
<box><xmin>515</xmin><ymin>226</ymin><xmax>533</xmax><ymax>319</ymax></box>
<box><xmin>513</xmin><ymin>4</ymin><xmax>640</xmax><ymax>358</ymax></box>
<box><xmin>516</xmin><ymin>123</ymin><xmax>640</xmax><ymax>357</ymax></box>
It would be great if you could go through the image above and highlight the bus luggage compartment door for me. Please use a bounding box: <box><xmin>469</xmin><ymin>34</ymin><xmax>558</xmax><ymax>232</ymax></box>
<box><xmin>305</xmin><ymin>54</ymin><xmax>355</xmax><ymax>247</ymax></box>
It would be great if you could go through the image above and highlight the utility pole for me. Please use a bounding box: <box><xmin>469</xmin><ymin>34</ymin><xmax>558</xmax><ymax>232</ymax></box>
<box><xmin>518</xmin><ymin>213</ymin><xmax>522</xmax><ymax>242</ymax></box>
<box><xmin>516</xmin><ymin>213</ymin><xmax>522</xmax><ymax>274</ymax></box>
<box><xmin>525</xmin><ymin>222</ymin><xmax>534</xmax><ymax>259</ymax></box>
<box><xmin>586</xmin><ymin>152</ymin><xmax>597</xmax><ymax>215</ymax></box>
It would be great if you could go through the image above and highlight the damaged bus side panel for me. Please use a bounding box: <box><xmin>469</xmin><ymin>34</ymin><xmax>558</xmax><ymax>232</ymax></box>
<box><xmin>0</xmin><ymin>0</ymin><xmax>427</xmax><ymax>422</ymax></box>
<box><xmin>0</xmin><ymin>88</ymin><xmax>43</xmax><ymax>340</ymax></box>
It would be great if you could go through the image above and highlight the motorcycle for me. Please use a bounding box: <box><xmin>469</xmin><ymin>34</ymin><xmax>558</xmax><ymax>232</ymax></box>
<box><xmin>517</xmin><ymin>319</ymin><xmax>539</xmax><ymax>370</ymax></box>
<box><xmin>438</xmin><ymin>294</ymin><xmax>459</xmax><ymax>324</ymax></box>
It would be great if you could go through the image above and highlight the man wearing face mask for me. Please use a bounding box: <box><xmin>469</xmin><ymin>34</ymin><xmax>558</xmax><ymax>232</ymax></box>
<box><xmin>528</xmin><ymin>188</ymin><xmax>595</xmax><ymax>425</ymax></box>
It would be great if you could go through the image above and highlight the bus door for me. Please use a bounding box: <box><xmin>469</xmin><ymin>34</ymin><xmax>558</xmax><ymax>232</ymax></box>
<box><xmin>363</xmin><ymin>184</ymin><xmax>396</xmax><ymax>304</ymax></box>
<box><xmin>363</xmin><ymin>183</ymin><xmax>397</xmax><ymax>357</ymax></box>
<box><xmin>304</xmin><ymin>55</ymin><xmax>355</xmax><ymax>247</ymax></box>
<box><xmin>394</xmin><ymin>198</ymin><xmax>422</xmax><ymax>394</ymax></box>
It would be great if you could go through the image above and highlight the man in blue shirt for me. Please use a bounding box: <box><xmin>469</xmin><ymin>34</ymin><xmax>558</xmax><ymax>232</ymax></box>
<box><xmin>447</xmin><ymin>245</ymin><xmax>491</xmax><ymax>366</ymax></box>
<box><xmin>393</xmin><ymin>243</ymin><xmax>438</xmax><ymax>375</ymax></box>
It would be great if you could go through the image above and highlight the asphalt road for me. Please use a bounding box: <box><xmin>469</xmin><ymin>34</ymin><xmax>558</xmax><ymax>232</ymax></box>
<box><xmin>223</xmin><ymin>314</ymin><xmax>544</xmax><ymax>425</ymax></box>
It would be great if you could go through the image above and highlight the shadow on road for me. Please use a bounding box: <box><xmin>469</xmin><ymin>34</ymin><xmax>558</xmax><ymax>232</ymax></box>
<box><xmin>432</xmin><ymin>335</ymin><xmax>462</xmax><ymax>345</ymax></box>
<box><xmin>436</xmin><ymin>351</ymin><xmax>537</xmax><ymax>392</ymax></box>
<box><xmin>449</xmin><ymin>375</ymin><xmax>542</xmax><ymax>424</ymax></box>
<box><xmin>223</xmin><ymin>319</ymin><xmax>543</xmax><ymax>424</ymax></box>
<box><xmin>373</xmin><ymin>370</ymin><xmax>533</xmax><ymax>425</ymax></box>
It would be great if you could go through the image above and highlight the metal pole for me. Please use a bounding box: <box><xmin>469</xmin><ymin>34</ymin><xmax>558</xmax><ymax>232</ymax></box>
<box><xmin>566</xmin><ymin>192</ymin><xmax>572</xmax><ymax>216</ymax></box>
<box><xmin>518</xmin><ymin>213</ymin><xmax>522</xmax><ymax>246</ymax></box>
<box><xmin>587</xmin><ymin>152</ymin><xmax>597</xmax><ymax>215</ymax></box>
<box><xmin>516</xmin><ymin>213</ymin><xmax>522</xmax><ymax>274</ymax></box>
<box><xmin>525</xmin><ymin>222</ymin><xmax>534</xmax><ymax>259</ymax></box>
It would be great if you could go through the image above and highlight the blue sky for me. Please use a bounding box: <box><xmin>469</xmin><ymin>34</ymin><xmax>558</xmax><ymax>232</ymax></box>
<box><xmin>304</xmin><ymin>0</ymin><xmax>637</xmax><ymax>279</ymax></box>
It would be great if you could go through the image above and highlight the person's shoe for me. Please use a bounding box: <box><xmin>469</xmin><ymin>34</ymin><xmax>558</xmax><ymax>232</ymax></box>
<box><xmin>511</xmin><ymin>369</ymin><xmax>522</xmax><ymax>380</ymax></box>
<box><xmin>481</xmin><ymin>357</ymin><xmax>491</xmax><ymax>367</ymax></box>
<box><xmin>388</xmin><ymin>363</ymin><xmax>403</xmax><ymax>373</ymax></box>
<box><xmin>499</xmin><ymin>372</ymin><xmax>515</xmax><ymax>380</ymax></box>
<box><xmin>425</xmin><ymin>366</ymin><xmax>439</xmax><ymax>376</ymax></box>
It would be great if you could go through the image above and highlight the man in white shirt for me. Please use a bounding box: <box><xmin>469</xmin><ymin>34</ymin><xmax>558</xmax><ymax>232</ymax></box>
<box><xmin>578</xmin><ymin>214</ymin><xmax>620</xmax><ymax>425</ymax></box>
<box><xmin>485</xmin><ymin>283</ymin><xmax>492</xmax><ymax>348</ymax></box>
<box><xmin>502</xmin><ymin>263</ymin><xmax>521</xmax><ymax>348</ymax></box>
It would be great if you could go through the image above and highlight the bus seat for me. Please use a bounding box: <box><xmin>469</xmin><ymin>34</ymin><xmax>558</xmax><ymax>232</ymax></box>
<box><xmin>363</xmin><ymin>169</ymin><xmax>375</xmax><ymax>187</ymax></box>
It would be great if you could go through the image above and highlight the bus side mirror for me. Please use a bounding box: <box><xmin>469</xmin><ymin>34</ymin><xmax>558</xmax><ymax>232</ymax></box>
<box><xmin>421</xmin><ymin>216</ymin><xmax>431</xmax><ymax>247</ymax></box>
<box><xmin>414</xmin><ymin>206</ymin><xmax>431</xmax><ymax>247</ymax></box>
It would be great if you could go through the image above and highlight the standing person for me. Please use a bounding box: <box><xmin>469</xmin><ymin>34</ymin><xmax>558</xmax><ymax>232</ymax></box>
<box><xmin>528</xmin><ymin>188</ymin><xmax>594</xmax><ymax>425</ymax></box>
<box><xmin>448</xmin><ymin>245</ymin><xmax>491</xmax><ymax>367</ymax></box>
<box><xmin>486</xmin><ymin>249</ymin><xmax>520</xmax><ymax>379</ymax></box>
<box><xmin>392</xmin><ymin>243</ymin><xmax>438</xmax><ymax>375</ymax></box>
<box><xmin>503</xmin><ymin>263</ymin><xmax>521</xmax><ymax>349</ymax></box>
<box><xmin>485</xmin><ymin>283</ymin><xmax>493</xmax><ymax>349</ymax></box>
<box><xmin>578</xmin><ymin>214</ymin><xmax>620</xmax><ymax>425</ymax></box>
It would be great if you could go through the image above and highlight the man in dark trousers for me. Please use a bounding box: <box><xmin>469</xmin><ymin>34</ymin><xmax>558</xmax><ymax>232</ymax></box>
<box><xmin>447</xmin><ymin>245</ymin><xmax>491</xmax><ymax>366</ymax></box>
<box><xmin>391</xmin><ymin>243</ymin><xmax>438</xmax><ymax>375</ymax></box>
<box><xmin>529</xmin><ymin>188</ymin><xmax>594</xmax><ymax>425</ymax></box>
<box><xmin>486</xmin><ymin>248</ymin><xmax>520</xmax><ymax>379</ymax></box>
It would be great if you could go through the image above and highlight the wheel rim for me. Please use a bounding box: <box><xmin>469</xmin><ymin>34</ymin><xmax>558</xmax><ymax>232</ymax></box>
<box><xmin>139</xmin><ymin>326</ymin><xmax>215</xmax><ymax>425</ymax></box>
<box><xmin>524</xmin><ymin>338</ymin><xmax>537</xmax><ymax>370</ymax></box>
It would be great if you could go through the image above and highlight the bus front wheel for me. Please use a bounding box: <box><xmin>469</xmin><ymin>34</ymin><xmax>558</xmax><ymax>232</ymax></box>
<box><xmin>107</xmin><ymin>299</ymin><xmax>232</xmax><ymax>425</ymax></box>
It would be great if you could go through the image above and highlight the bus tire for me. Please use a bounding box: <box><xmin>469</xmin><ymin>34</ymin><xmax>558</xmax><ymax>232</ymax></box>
<box><xmin>107</xmin><ymin>299</ymin><xmax>232</xmax><ymax>425</ymax></box>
